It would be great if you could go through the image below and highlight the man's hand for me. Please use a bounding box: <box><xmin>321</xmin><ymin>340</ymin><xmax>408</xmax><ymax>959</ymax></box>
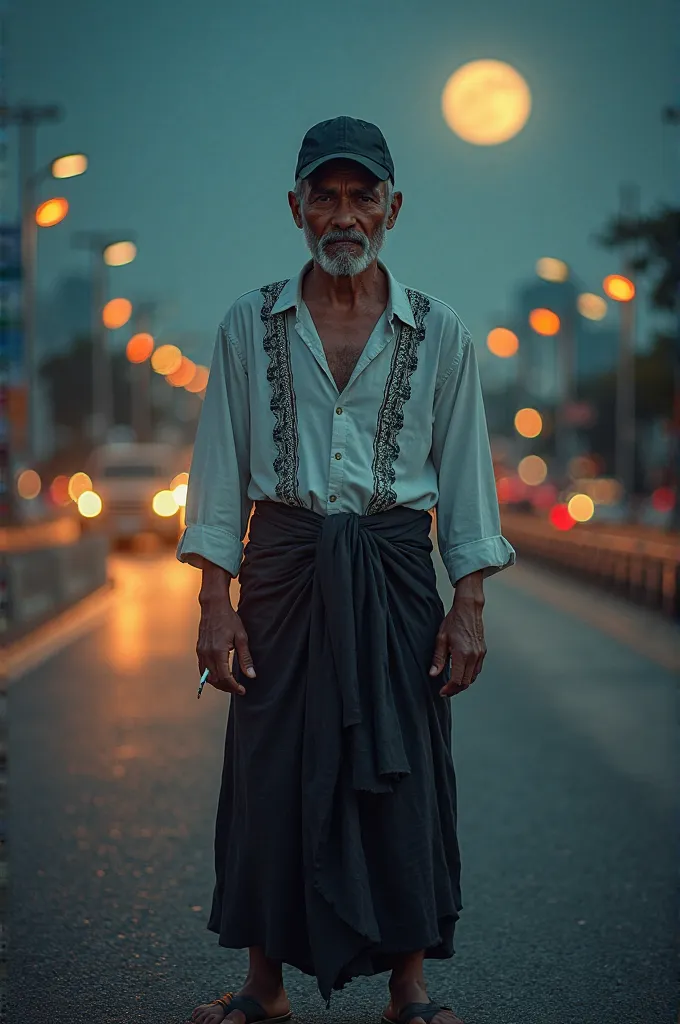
<box><xmin>429</xmin><ymin>570</ymin><xmax>486</xmax><ymax>697</ymax></box>
<box><xmin>197</xmin><ymin>561</ymin><xmax>255</xmax><ymax>696</ymax></box>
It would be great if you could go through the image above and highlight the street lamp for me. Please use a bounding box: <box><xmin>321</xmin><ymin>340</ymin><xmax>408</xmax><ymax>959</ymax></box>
<box><xmin>603</xmin><ymin>271</ymin><xmax>637</xmax><ymax>499</ymax></box>
<box><xmin>72</xmin><ymin>231</ymin><xmax>137</xmax><ymax>445</ymax></box>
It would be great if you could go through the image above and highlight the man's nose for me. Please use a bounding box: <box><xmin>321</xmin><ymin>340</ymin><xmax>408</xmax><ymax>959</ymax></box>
<box><xmin>332</xmin><ymin>198</ymin><xmax>356</xmax><ymax>230</ymax></box>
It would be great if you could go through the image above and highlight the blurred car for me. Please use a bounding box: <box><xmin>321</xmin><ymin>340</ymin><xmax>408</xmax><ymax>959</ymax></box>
<box><xmin>84</xmin><ymin>442</ymin><xmax>187</xmax><ymax>543</ymax></box>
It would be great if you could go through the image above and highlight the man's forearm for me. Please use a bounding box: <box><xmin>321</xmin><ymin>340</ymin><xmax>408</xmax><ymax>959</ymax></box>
<box><xmin>198</xmin><ymin>558</ymin><xmax>233</xmax><ymax>605</ymax></box>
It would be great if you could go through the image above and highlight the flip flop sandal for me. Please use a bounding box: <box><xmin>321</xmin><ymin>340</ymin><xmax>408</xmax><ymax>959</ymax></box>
<box><xmin>209</xmin><ymin>992</ymin><xmax>293</xmax><ymax>1023</ymax></box>
<box><xmin>381</xmin><ymin>1001</ymin><xmax>461</xmax><ymax>1024</ymax></box>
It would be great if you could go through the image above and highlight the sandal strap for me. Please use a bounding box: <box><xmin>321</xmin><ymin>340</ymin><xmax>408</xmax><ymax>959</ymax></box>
<box><xmin>397</xmin><ymin>1001</ymin><xmax>452</xmax><ymax>1023</ymax></box>
<box><xmin>212</xmin><ymin>993</ymin><xmax>269</xmax><ymax>1022</ymax></box>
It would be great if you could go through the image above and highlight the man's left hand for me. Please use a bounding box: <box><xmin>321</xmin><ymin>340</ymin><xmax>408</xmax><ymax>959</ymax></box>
<box><xmin>429</xmin><ymin>571</ymin><xmax>486</xmax><ymax>696</ymax></box>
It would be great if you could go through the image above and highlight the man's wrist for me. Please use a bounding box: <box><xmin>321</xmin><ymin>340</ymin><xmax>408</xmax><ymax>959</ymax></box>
<box><xmin>199</xmin><ymin>561</ymin><xmax>233</xmax><ymax>604</ymax></box>
<box><xmin>453</xmin><ymin>569</ymin><xmax>485</xmax><ymax>605</ymax></box>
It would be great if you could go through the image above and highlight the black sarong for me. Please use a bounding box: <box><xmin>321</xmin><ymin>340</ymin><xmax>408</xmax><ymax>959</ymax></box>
<box><xmin>208</xmin><ymin>500</ymin><xmax>462</xmax><ymax>1002</ymax></box>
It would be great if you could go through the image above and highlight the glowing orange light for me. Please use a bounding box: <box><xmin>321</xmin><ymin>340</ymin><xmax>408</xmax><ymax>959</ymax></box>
<box><xmin>487</xmin><ymin>327</ymin><xmax>519</xmax><ymax>358</ymax></box>
<box><xmin>151</xmin><ymin>344</ymin><xmax>183</xmax><ymax>376</ymax></box>
<box><xmin>51</xmin><ymin>153</ymin><xmax>88</xmax><ymax>178</ymax></box>
<box><xmin>441</xmin><ymin>60</ymin><xmax>532</xmax><ymax>146</ymax></box>
<box><xmin>78</xmin><ymin>490</ymin><xmax>103</xmax><ymax>518</ymax></box>
<box><xmin>17</xmin><ymin>469</ymin><xmax>41</xmax><ymax>499</ymax></box>
<box><xmin>126</xmin><ymin>333</ymin><xmax>155</xmax><ymax>363</ymax></box>
<box><xmin>184</xmin><ymin>365</ymin><xmax>209</xmax><ymax>393</ymax></box>
<box><xmin>166</xmin><ymin>357</ymin><xmax>196</xmax><ymax>388</ymax></box>
<box><xmin>514</xmin><ymin>407</ymin><xmax>543</xmax><ymax>438</ymax></box>
<box><xmin>68</xmin><ymin>472</ymin><xmax>93</xmax><ymax>501</ymax></box>
<box><xmin>49</xmin><ymin>474</ymin><xmax>71</xmax><ymax>505</ymax></box>
<box><xmin>536</xmin><ymin>257</ymin><xmax>569</xmax><ymax>282</ymax></box>
<box><xmin>35</xmin><ymin>197</ymin><xmax>69</xmax><ymax>227</ymax></box>
<box><xmin>603</xmin><ymin>274</ymin><xmax>635</xmax><ymax>302</ymax></box>
<box><xmin>152</xmin><ymin>490</ymin><xmax>178</xmax><ymax>517</ymax></box>
<box><xmin>529</xmin><ymin>308</ymin><xmax>560</xmax><ymax>336</ymax></box>
<box><xmin>549</xmin><ymin>503</ymin><xmax>576</xmax><ymax>531</ymax></box>
<box><xmin>103</xmin><ymin>298</ymin><xmax>133</xmax><ymax>329</ymax></box>
<box><xmin>568</xmin><ymin>493</ymin><xmax>595</xmax><ymax>522</ymax></box>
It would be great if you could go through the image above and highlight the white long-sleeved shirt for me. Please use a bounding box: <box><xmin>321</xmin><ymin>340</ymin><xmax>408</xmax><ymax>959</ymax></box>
<box><xmin>177</xmin><ymin>260</ymin><xmax>515</xmax><ymax>585</ymax></box>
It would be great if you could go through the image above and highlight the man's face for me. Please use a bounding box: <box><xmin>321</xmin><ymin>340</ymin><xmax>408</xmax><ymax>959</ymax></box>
<box><xmin>289</xmin><ymin>159</ymin><xmax>401</xmax><ymax>277</ymax></box>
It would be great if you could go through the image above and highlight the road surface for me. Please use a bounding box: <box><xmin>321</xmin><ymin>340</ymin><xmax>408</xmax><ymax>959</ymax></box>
<box><xmin>8</xmin><ymin>549</ymin><xmax>680</xmax><ymax>1023</ymax></box>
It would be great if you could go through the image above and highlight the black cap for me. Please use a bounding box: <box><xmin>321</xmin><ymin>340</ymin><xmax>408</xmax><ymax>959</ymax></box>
<box><xmin>295</xmin><ymin>116</ymin><xmax>394</xmax><ymax>184</ymax></box>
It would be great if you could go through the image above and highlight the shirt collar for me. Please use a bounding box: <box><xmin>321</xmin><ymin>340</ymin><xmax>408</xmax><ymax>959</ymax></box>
<box><xmin>270</xmin><ymin>258</ymin><xmax>416</xmax><ymax>329</ymax></box>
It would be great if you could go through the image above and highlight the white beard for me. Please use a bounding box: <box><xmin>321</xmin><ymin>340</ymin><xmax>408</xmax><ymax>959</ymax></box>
<box><xmin>302</xmin><ymin>215</ymin><xmax>387</xmax><ymax>277</ymax></box>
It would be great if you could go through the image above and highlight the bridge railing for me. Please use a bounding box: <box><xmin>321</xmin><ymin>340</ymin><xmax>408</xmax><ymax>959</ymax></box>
<box><xmin>501</xmin><ymin>512</ymin><xmax>680</xmax><ymax>621</ymax></box>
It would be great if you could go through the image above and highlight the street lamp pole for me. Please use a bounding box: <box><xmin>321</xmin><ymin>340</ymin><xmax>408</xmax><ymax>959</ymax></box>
<box><xmin>72</xmin><ymin>231</ymin><xmax>136</xmax><ymax>446</ymax></box>
<box><xmin>614</xmin><ymin>183</ymin><xmax>640</xmax><ymax>503</ymax></box>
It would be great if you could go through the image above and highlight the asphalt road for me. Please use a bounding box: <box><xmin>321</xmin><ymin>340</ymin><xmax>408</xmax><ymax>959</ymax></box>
<box><xmin>8</xmin><ymin>549</ymin><xmax>680</xmax><ymax>1024</ymax></box>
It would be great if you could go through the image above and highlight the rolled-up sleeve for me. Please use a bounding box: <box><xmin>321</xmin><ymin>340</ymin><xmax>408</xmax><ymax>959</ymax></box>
<box><xmin>432</xmin><ymin>332</ymin><xmax>516</xmax><ymax>587</ymax></box>
<box><xmin>176</xmin><ymin>321</ymin><xmax>251</xmax><ymax>576</ymax></box>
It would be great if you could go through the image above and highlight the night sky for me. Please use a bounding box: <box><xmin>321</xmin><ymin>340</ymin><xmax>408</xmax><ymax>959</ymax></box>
<box><xmin>9</xmin><ymin>0</ymin><xmax>679</xmax><ymax>375</ymax></box>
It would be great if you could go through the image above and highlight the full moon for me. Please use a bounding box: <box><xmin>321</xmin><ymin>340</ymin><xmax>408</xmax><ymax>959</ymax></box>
<box><xmin>441</xmin><ymin>59</ymin><xmax>532</xmax><ymax>145</ymax></box>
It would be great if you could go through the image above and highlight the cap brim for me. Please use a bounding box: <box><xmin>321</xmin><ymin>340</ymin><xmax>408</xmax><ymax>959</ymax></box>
<box><xmin>298</xmin><ymin>152</ymin><xmax>391</xmax><ymax>181</ymax></box>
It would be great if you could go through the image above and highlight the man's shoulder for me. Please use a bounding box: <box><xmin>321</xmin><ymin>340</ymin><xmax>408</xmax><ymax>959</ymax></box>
<box><xmin>220</xmin><ymin>278</ymin><xmax>292</xmax><ymax>327</ymax></box>
<box><xmin>397</xmin><ymin>279</ymin><xmax>471</xmax><ymax>342</ymax></box>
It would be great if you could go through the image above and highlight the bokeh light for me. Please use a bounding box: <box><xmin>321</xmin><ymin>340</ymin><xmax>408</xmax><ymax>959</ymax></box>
<box><xmin>577</xmin><ymin>293</ymin><xmax>608</xmax><ymax>321</ymax></box>
<box><xmin>126</xmin><ymin>333</ymin><xmax>155</xmax><ymax>363</ymax></box>
<box><xmin>549</xmin><ymin>503</ymin><xmax>576</xmax><ymax>531</ymax></box>
<box><xmin>17</xmin><ymin>469</ymin><xmax>41</xmax><ymax>499</ymax></box>
<box><xmin>514</xmin><ymin>407</ymin><xmax>543</xmax><ymax>438</ymax></box>
<box><xmin>104</xmin><ymin>241</ymin><xmax>137</xmax><ymax>267</ymax></box>
<box><xmin>103</xmin><ymin>297</ymin><xmax>133</xmax><ymax>329</ymax></box>
<box><xmin>77</xmin><ymin>490</ymin><xmax>103</xmax><ymax>518</ymax></box>
<box><xmin>518</xmin><ymin>455</ymin><xmax>548</xmax><ymax>486</ymax></box>
<box><xmin>603</xmin><ymin>274</ymin><xmax>635</xmax><ymax>302</ymax></box>
<box><xmin>170</xmin><ymin>471</ymin><xmax>189</xmax><ymax>490</ymax></box>
<box><xmin>166</xmin><ymin>357</ymin><xmax>196</xmax><ymax>388</ymax></box>
<box><xmin>152</xmin><ymin>489</ymin><xmax>179</xmax><ymax>517</ymax></box>
<box><xmin>567</xmin><ymin>493</ymin><xmax>595</xmax><ymax>522</ymax></box>
<box><xmin>51</xmin><ymin>153</ymin><xmax>88</xmax><ymax>178</ymax></box>
<box><xmin>184</xmin><ymin>365</ymin><xmax>210</xmax><ymax>393</ymax></box>
<box><xmin>151</xmin><ymin>344</ymin><xmax>183</xmax><ymax>376</ymax></box>
<box><xmin>529</xmin><ymin>308</ymin><xmax>561</xmax><ymax>336</ymax></box>
<box><xmin>487</xmin><ymin>327</ymin><xmax>519</xmax><ymax>358</ymax></box>
<box><xmin>590</xmin><ymin>478</ymin><xmax>623</xmax><ymax>505</ymax></box>
<box><xmin>568</xmin><ymin>455</ymin><xmax>598</xmax><ymax>479</ymax></box>
<box><xmin>441</xmin><ymin>60</ymin><xmax>532</xmax><ymax>145</ymax></box>
<box><xmin>536</xmin><ymin>257</ymin><xmax>569</xmax><ymax>283</ymax></box>
<box><xmin>172</xmin><ymin>483</ymin><xmax>188</xmax><ymax>507</ymax></box>
<box><xmin>49</xmin><ymin>474</ymin><xmax>71</xmax><ymax>505</ymax></box>
<box><xmin>35</xmin><ymin>197</ymin><xmax>69</xmax><ymax>227</ymax></box>
<box><xmin>68</xmin><ymin>472</ymin><xmax>93</xmax><ymax>501</ymax></box>
<box><xmin>651</xmin><ymin>486</ymin><xmax>675</xmax><ymax>513</ymax></box>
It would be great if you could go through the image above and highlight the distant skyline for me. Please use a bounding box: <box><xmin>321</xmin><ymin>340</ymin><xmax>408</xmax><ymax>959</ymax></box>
<box><xmin>9</xmin><ymin>0</ymin><xmax>679</xmax><ymax>375</ymax></box>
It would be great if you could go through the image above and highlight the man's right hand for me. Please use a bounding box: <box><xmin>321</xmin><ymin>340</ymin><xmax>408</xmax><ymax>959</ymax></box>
<box><xmin>196</xmin><ymin>561</ymin><xmax>256</xmax><ymax>696</ymax></box>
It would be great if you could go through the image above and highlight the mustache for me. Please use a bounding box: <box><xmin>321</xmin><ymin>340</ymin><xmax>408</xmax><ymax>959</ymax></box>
<box><xmin>320</xmin><ymin>229</ymin><xmax>368</xmax><ymax>250</ymax></box>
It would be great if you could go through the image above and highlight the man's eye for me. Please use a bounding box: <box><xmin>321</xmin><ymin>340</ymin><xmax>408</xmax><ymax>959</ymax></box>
<box><xmin>359</xmin><ymin>195</ymin><xmax>375</xmax><ymax>203</ymax></box>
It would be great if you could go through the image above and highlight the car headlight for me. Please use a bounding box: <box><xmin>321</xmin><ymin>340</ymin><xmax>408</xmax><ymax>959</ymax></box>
<box><xmin>152</xmin><ymin>490</ymin><xmax>179</xmax><ymax>517</ymax></box>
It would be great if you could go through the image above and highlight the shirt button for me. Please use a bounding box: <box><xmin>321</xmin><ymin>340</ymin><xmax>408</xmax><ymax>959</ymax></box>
<box><xmin>329</xmin><ymin>494</ymin><xmax>337</xmax><ymax>502</ymax></box>
<box><xmin>334</xmin><ymin>452</ymin><xmax>342</xmax><ymax>460</ymax></box>
<box><xmin>336</xmin><ymin>407</ymin><xmax>343</xmax><ymax>415</ymax></box>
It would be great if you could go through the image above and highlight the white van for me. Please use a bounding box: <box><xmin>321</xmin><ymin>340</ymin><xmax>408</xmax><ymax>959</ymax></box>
<box><xmin>85</xmin><ymin>443</ymin><xmax>187</xmax><ymax>542</ymax></box>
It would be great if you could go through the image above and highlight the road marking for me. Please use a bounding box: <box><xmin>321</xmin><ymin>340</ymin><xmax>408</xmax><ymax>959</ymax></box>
<box><xmin>1</xmin><ymin>584</ymin><xmax>114</xmax><ymax>686</ymax></box>
<box><xmin>497</xmin><ymin>561</ymin><xmax>680</xmax><ymax>673</ymax></box>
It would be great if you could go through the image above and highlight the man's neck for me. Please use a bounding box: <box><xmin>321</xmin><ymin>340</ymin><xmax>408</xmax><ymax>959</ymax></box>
<box><xmin>302</xmin><ymin>259</ymin><xmax>388</xmax><ymax>313</ymax></box>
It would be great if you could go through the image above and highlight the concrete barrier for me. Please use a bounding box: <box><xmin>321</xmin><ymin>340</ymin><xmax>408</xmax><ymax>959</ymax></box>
<box><xmin>502</xmin><ymin>512</ymin><xmax>680</xmax><ymax>621</ymax></box>
<box><xmin>1</xmin><ymin>534</ymin><xmax>110</xmax><ymax>643</ymax></box>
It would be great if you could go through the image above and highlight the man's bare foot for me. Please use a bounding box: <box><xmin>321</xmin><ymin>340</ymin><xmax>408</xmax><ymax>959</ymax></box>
<box><xmin>190</xmin><ymin>982</ymin><xmax>291</xmax><ymax>1024</ymax></box>
<box><xmin>383</xmin><ymin>977</ymin><xmax>463</xmax><ymax>1024</ymax></box>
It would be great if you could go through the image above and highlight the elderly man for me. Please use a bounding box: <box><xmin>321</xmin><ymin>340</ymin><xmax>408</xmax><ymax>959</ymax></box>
<box><xmin>178</xmin><ymin>116</ymin><xmax>515</xmax><ymax>1024</ymax></box>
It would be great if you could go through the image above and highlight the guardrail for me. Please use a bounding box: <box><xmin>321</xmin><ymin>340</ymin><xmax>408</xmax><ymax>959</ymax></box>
<box><xmin>501</xmin><ymin>512</ymin><xmax>680</xmax><ymax>621</ymax></box>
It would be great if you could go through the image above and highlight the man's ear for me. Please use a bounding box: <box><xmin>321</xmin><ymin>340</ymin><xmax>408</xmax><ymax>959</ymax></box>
<box><xmin>288</xmin><ymin>190</ymin><xmax>303</xmax><ymax>229</ymax></box>
<box><xmin>387</xmin><ymin>190</ymin><xmax>403</xmax><ymax>230</ymax></box>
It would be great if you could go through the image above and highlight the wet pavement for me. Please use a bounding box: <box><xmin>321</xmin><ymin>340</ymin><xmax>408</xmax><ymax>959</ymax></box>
<box><xmin>8</xmin><ymin>551</ymin><xmax>680</xmax><ymax>1023</ymax></box>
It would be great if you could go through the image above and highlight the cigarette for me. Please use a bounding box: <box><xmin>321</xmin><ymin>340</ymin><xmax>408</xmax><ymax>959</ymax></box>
<box><xmin>197</xmin><ymin>667</ymin><xmax>210</xmax><ymax>699</ymax></box>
